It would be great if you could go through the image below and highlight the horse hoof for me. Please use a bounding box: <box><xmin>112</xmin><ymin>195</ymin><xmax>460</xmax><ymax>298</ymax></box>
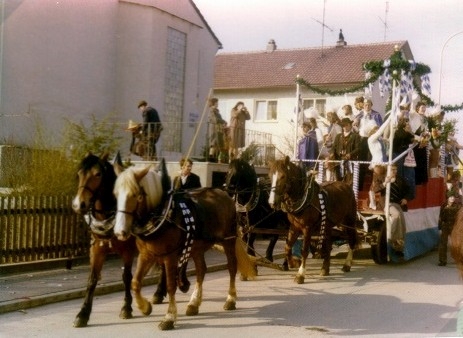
<box><xmin>186</xmin><ymin>304</ymin><xmax>199</xmax><ymax>316</ymax></box>
<box><xmin>73</xmin><ymin>316</ymin><xmax>89</xmax><ymax>328</ymax></box>
<box><xmin>140</xmin><ymin>301</ymin><xmax>152</xmax><ymax>316</ymax></box>
<box><xmin>294</xmin><ymin>275</ymin><xmax>305</xmax><ymax>284</ymax></box>
<box><xmin>320</xmin><ymin>269</ymin><xmax>329</xmax><ymax>276</ymax></box>
<box><xmin>152</xmin><ymin>294</ymin><xmax>164</xmax><ymax>304</ymax></box>
<box><xmin>119</xmin><ymin>308</ymin><xmax>133</xmax><ymax>319</ymax></box>
<box><xmin>223</xmin><ymin>300</ymin><xmax>236</xmax><ymax>311</ymax></box>
<box><xmin>179</xmin><ymin>280</ymin><xmax>190</xmax><ymax>293</ymax></box>
<box><xmin>240</xmin><ymin>274</ymin><xmax>248</xmax><ymax>281</ymax></box>
<box><xmin>342</xmin><ymin>265</ymin><xmax>351</xmax><ymax>272</ymax></box>
<box><xmin>158</xmin><ymin>320</ymin><xmax>175</xmax><ymax>331</ymax></box>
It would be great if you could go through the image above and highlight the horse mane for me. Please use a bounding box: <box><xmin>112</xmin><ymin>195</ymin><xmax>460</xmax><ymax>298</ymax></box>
<box><xmin>270</xmin><ymin>158</ymin><xmax>312</xmax><ymax>198</ymax></box>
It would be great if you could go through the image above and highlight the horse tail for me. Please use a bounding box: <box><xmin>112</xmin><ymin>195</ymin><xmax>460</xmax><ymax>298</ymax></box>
<box><xmin>451</xmin><ymin>209</ymin><xmax>463</xmax><ymax>279</ymax></box>
<box><xmin>235</xmin><ymin>237</ymin><xmax>256</xmax><ymax>279</ymax></box>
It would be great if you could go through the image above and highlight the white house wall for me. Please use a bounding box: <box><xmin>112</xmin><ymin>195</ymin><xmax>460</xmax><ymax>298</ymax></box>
<box><xmin>214</xmin><ymin>85</ymin><xmax>386</xmax><ymax>158</ymax></box>
<box><xmin>0</xmin><ymin>0</ymin><xmax>119</xmax><ymax>146</ymax></box>
<box><xmin>0</xmin><ymin>0</ymin><xmax>219</xmax><ymax>161</ymax></box>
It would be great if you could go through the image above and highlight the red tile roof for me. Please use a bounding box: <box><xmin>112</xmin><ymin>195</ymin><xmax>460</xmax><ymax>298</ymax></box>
<box><xmin>214</xmin><ymin>41</ymin><xmax>412</xmax><ymax>90</ymax></box>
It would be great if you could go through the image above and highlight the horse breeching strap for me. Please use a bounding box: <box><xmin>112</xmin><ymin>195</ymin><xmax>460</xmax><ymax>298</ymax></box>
<box><xmin>177</xmin><ymin>200</ymin><xmax>196</xmax><ymax>269</ymax></box>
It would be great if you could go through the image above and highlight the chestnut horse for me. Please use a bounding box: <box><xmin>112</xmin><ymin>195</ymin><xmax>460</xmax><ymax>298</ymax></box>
<box><xmin>113</xmin><ymin>159</ymin><xmax>255</xmax><ymax>330</ymax></box>
<box><xmin>225</xmin><ymin>159</ymin><xmax>289</xmax><ymax>263</ymax></box>
<box><xmin>268</xmin><ymin>156</ymin><xmax>358</xmax><ymax>284</ymax></box>
<box><xmin>71</xmin><ymin>153</ymin><xmax>137</xmax><ymax>327</ymax></box>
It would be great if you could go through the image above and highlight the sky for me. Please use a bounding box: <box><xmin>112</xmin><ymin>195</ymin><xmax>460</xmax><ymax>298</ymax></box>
<box><xmin>194</xmin><ymin>0</ymin><xmax>463</xmax><ymax>132</ymax></box>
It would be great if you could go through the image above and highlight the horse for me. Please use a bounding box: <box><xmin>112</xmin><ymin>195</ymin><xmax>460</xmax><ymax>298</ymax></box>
<box><xmin>71</xmin><ymin>153</ymin><xmax>183</xmax><ymax>327</ymax></box>
<box><xmin>113</xmin><ymin>159</ymin><xmax>255</xmax><ymax>330</ymax></box>
<box><xmin>268</xmin><ymin>156</ymin><xmax>358</xmax><ymax>284</ymax></box>
<box><xmin>71</xmin><ymin>153</ymin><xmax>137</xmax><ymax>327</ymax></box>
<box><xmin>225</xmin><ymin>159</ymin><xmax>289</xmax><ymax>264</ymax></box>
<box><xmin>451</xmin><ymin>208</ymin><xmax>463</xmax><ymax>278</ymax></box>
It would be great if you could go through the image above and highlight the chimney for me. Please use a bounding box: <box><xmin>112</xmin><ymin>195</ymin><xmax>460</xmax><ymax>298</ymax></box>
<box><xmin>336</xmin><ymin>29</ymin><xmax>347</xmax><ymax>47</ymax></box>
<box><xmin>266</xmin><ymin>39</ymin><xmax>277</xmax><ymax>53</ymax></box>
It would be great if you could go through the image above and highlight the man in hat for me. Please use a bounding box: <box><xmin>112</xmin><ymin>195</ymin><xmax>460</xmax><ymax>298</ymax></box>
<box><xmin>126</xmin><ymin>120</ymin><xmax>143</xmax><ymax>156</ymax></box>
<box><xmin>438</xmin><ymin>190</ymin><xmax>461</xmax><ymax>266</ymax></box>
<box><xmin>329</xmin><ymin>117</ymin><xmax>360</xmax><ymax>182</ymax></box>
<box><xmin>138</xmin><ymin>100</ymin><xmax>162</xmax><ymax>160</ymax></box>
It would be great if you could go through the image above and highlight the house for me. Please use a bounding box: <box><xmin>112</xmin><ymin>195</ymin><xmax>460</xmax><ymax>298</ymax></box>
<box><xmin>0</xmin><ymin>0</ymin><xmax>219</xmax><ymax>169</ymax></box>
<box><xmin>213</xmin><ymin>36</ymin><xmax>414</xmax><ymax>156</ymax></box>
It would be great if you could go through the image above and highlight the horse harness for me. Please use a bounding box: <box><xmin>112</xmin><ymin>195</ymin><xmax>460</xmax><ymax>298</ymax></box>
<box><xmin>281</xmin><ymin>176</ymin><xmax>328</xmax><ymax>255</ymax></box>
<box><xmin>126</xmin><ymin>189</ymin><xmax>197</xmax><ymax>270</ymax></box>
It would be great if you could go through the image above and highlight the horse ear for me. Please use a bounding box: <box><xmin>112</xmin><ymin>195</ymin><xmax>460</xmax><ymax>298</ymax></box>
<box><xmin>101</xmin><ymin>152</ymin><xmax>109</xmax><ymax>161</ymax></box>
<box><xmin>284</xmin><ymin>156</ymin><xmax>291</xmax><ymax>165</ymax></box>
<box><xmin>159</xmin><ymin>158</ymin><xmax>172</xmax><ymax>195</ymax></box>
<box><xmin>134</xmin><ymin>165</ymin><xmax>151</xmax><ymax>182</ymax></box>
<box><xmin>112</xmin><ymin>151</ymin><xmax>123</xmax><ymax>167</ymax></box>
<box><xmin>114</xmin><ymin>162</ymin><xmax>124</xmax><ymax>176</ymax></box>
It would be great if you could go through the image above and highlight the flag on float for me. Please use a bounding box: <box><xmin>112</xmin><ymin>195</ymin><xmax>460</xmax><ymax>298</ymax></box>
<box><xmin>379</xmin><ymin>59</ymin><xmax>392</xmax><ymax>97</ymax></box>
<box><xmin>421</xmin><ymin>74</ymin><xmax>431</xmax><ymax>97</ymax></box>
<box><xmin>292</xmin><ymin>92</ymin><xmax>304</xmax><ymax>125</ymax></box>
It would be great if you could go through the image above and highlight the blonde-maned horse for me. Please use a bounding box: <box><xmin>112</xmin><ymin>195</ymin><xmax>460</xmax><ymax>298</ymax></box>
<box><xmin>113</xmin><ymin>159</ymin><xmax>255</xmax><ymax>330</ymax></box>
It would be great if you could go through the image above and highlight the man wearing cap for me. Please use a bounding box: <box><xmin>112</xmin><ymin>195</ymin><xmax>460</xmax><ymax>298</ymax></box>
<box><xmin>138</xmin><ymin>100</ymin><xmax>162</xmax><ymax>160</ymax></box>
<box><xmin>438</xmin><ymin>190</ymin><xmax>461</xmax><ymax>266</ymax></box>
<box><xmin>329</xmin><ymin>117</ymin><xmax>360</xmax><ymax>182</ymax></box>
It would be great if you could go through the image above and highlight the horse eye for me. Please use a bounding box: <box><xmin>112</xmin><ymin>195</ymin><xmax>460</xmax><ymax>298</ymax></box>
<box><xmin>94</xmin><ymin>172</ymin><xmax>102</xmax><ymax>178</ymax></box>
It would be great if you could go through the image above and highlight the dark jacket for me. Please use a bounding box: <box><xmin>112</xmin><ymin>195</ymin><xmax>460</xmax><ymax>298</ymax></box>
<box><xmin>173</xmin><ymin>173</ymin><xmax>201</xmax><ymax>190</ymax></box>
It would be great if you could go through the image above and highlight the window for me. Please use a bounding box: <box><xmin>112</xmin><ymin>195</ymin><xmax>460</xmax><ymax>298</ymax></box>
<box><xmin>255</xmin><ymin>100</ymin><xmax>278</xmax><ymax>121</ymax></box>
<box><xmin>302</xmin><ymin>99</ymin><xmax>326</xmax><ymax>115</ymax></box>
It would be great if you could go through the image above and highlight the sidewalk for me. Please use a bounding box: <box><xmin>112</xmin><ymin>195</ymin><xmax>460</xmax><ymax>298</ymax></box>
<box><xmin>0</xmin><ymin>240</ymin><xmax>285</xmax><ymax>314</ymax></box>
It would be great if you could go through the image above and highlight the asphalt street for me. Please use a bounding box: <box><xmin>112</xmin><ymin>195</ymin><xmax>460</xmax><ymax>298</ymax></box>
<box><xmin>1</xmin><ymin>241</ymin><xmax>463</xmax><ymax>337</ymax></box>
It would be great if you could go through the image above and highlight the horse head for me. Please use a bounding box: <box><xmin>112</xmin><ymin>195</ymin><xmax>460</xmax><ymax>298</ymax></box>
<box><xmin>72</xmin><ymin>152</ymin><xmax>117</xmax><ymax>217</ymax></box>
<box><xmin>113</xmin><ymin>161</ymin><xmax>164</xmax><ymax>241</ymax></box>
<box><xmin>268</xmin><ymin>156</ymin><xmax>306</xmax><ymax>210</ymax></box>
<box><xmin>225</xmin><ymin>159</ymin><xmax>257</xmax><ymax>195</ymax></box>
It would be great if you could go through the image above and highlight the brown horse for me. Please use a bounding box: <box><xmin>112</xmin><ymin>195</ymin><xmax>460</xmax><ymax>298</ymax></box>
<box><xmin>268</xmin><ymin>156</ymin><xmax>358</xmax><ymax>284</ymax></box>
<box><xmin>451</xmin><ymin>208</ymin><xmax>463</xmax><ymax>278</ymax></box>
<box><xmin>113</xmin><ymin>159</ymin><xmax>255</xmax><ymax>330</ymax></box>
<box><xmin>71</xmin><ymin>153</ymin><xmax>137</xmax><ymax>327</ymax></box>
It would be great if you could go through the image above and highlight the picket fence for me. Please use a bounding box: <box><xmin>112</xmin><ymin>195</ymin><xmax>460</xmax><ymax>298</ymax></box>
<box><xmin>0</xmin><ymin>194</ymin><xmax>90</xmax><ymax>265</ymax></box>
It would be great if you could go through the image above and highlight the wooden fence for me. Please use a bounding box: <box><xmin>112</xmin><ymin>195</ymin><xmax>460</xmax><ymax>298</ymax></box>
<box><xmin>0</xmin><ymin>194</ymin><xmax>90</xmax><ymax>264</ymax></box>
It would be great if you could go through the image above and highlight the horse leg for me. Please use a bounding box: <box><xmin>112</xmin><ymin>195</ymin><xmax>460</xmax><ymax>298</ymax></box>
<box><xmin>265</xmin><ymin>234</ymin><xmax>279</xmax><ymax>262</ymax></box>
<box><xmin>241</xmin><ymin>232</ymin><xmax>257</xmax><ymax>281</ymax></box>
<box><xmin>186</xmin><ymin>253</ymin><xmax>205</xmax><ymax>316</ymax></box>
<box><xmin>342</xmin><ymin>247</ymin><xmax>354</xmax><ymax>272</ymax></box>
<box><xmin>177</xmin><ymin>262</ymin><xmax>191</xmax><ymax>293</ymax></box>
<box><xmin>132</xmin><ymin>253</ymin><xmax>154</xmax><ymax>316</ymax></box>
<box><xmin>295</xmin><ymin>230</ymin><xmax>310</xmax><ymax>284</ymax></box>
<box><xmin>283</xmin><ymin>229</ymin><xmax>300</xmax><ymax>271</ymax></box>
<box><xmin>152</xmin><ymin>264</ymin><xmax>167</xmax><ymax>304</ymax></box>
<box><xmin>320</xmin><ymin>227</ymin><xmax>333</xmax><ymax>276</ymax></box>
<box><xmin>222</xmin><ymin>239</ymin><xmax>238</xmax><ymax>311</ymax></box>
<box><xmin>158</xmin><ymin>259</ymin><xmax>178</xmax><ymax>331</ymax></box>
<box><xmin>119</xmin><ymin>250</ymin><xmax>134</xmax><ymax>319</ymax></box>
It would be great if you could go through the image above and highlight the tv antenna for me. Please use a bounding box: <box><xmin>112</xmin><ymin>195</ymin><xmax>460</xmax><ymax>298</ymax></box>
<box><xmin>312</xmin><ymin>0</ymin><xmax>334</xmax><ymax>56</ymax></box>
<box><xmin>379</xmin><ymin>1</ymin><xmax>389</xmax><ymax>41</ymax></box>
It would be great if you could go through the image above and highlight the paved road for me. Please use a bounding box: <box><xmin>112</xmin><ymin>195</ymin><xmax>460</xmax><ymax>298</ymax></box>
<box><xmin>1</xmin><ymin>242</ymin><xmax>463</xmax><ymax>337</ymax></box>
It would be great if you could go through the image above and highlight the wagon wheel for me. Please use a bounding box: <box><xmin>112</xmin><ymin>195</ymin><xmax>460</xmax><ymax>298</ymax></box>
<box><xmin>371</xmin><ymin>222</ymin><xmax>388</xmax><ymax>264</ymax></box>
